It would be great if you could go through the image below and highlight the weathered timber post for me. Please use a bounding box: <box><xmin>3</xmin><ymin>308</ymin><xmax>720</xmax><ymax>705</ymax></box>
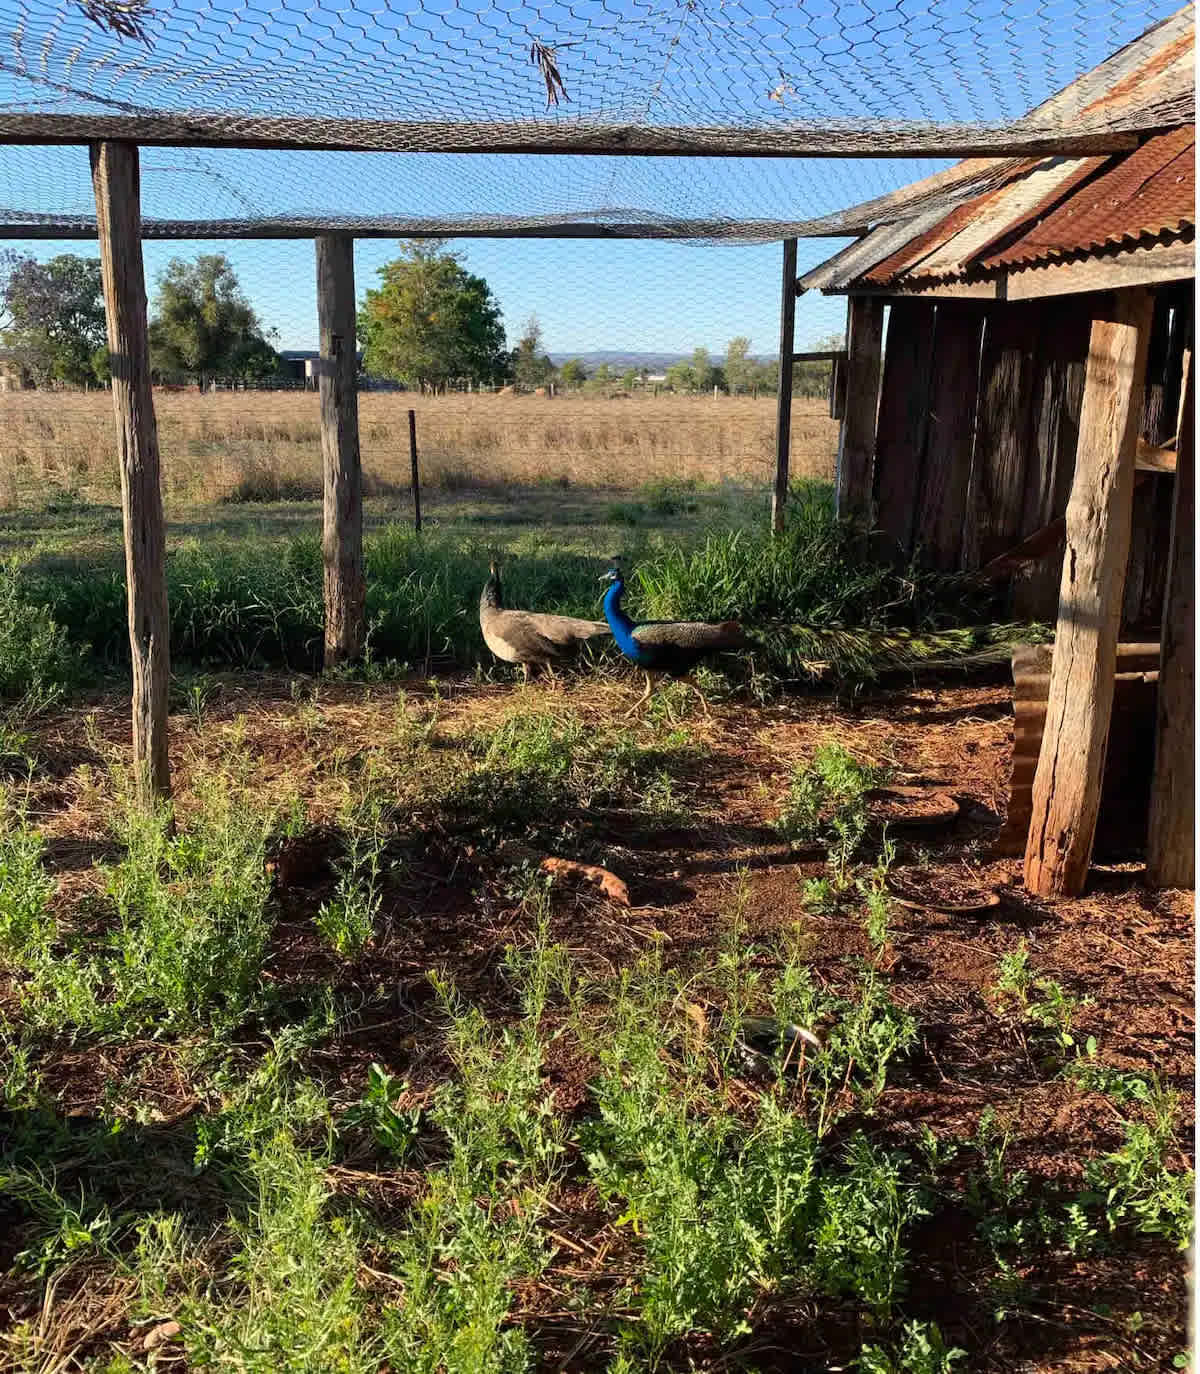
<box><xmin>315</xmin><ymin>234</ymin><xmax>365</xmax><ymax>668</ymax></box>
<box><xmin>1023</xmin><ymin>290</ymin><xmax>1155</xmax><ymax>899</ymax></box>
<box><xmin>772</xmin><ymin>237</ymin><xmax>798</xmax><ymax>535</ymax></box>
<box><xmin>90</xmin><ymin>141</ymin><xmax>171</xmax><ymax>802</ymax></box>
<box><xmin>835</xmin><ymin>296</ymin><xmax>884</xmax><ymax>524</ymax></box>
<box><xmin>828</xmin><ymin>354</ymin><xmax>847</xmax><ymax>420</ymax></box>
<box><xmin>1147</xmin><ymin>349</ymin><xmax>1194</xmax><ymax>887</ymax></box>
<box><xmin>408</xmin><ymin>408</ymin><xmax>422</xmax><ymax>535</ymax></box>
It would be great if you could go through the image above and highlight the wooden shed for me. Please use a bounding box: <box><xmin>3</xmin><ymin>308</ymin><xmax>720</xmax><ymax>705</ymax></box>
<box><xmin>799</xmin><ymin>7</ymin><xmax>1195</xmax><ymax>897</ymax></box>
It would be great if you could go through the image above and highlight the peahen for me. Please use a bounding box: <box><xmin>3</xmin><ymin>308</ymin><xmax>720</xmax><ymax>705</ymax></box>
<box><xmin>480</xmin><ymin>558</ymin><xmax>610</xmax><ymax>681</ymax></box>
<box><xmin>601</xmin><ymin>558</ymin><xmax>746</xmax><ymax>715</ymax></box>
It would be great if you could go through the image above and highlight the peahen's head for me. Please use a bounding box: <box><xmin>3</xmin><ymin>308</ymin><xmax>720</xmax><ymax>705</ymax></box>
<box><xmin>481</xmin><ymin>556</ymin><xmax>502</xmax><ymax>609</ymax></box>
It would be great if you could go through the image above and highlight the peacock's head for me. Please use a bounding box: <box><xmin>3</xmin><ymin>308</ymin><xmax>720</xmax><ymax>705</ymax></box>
<box><xmin>600</xmin><ymin>557</ymin><xmax>624</xmax><ymax>584</ymax></box>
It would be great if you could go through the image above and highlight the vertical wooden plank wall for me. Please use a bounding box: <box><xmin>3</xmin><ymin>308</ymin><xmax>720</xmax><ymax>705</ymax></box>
<box><xmin>873</xmin><ymin>300</ymin><xmax>937</xmax><ymax>554</ymax></box>
<box><xmin>962</xmin><ymin>303</ymin><xmax>1040</xmax><ymax>569</ymax></box>
<box><xmin>912</xmin><ymin>303</ymin><xmax>985</xmax><ymax>569</ymax></box>
<box><xmin>835</xmin><ymin>297</ymin><xmax>884</xmax><ymax>524</ymax></box>
<box><xmin>1146</xmin><ymin>348</ymin><xmax>1194</xmax><ymax>888</ymax></box>
<box><xmin>1012</xmin><ymin>299</ymin><xmax>1090</xmax><ymax>620</ymax></box>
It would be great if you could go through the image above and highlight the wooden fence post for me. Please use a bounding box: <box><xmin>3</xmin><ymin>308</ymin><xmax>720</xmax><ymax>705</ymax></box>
<box><xmin>408</xmin><ymin>408</ymin><xmax>422</xmax><ymax>534</ymax></box>
<box><xmin>772</xmin><ymin>237</ymin><xmax>798</xmax><ymax>535</ymax></box>
<box><xmin>836</xmin><ymin>296</ymin><xmax>884</xmax><ymax>524</ymax></box>
<box><xmin>1147</xmin><ymin>349</ymin><xmax>1194</xmax><ymax>887</ymax></box>
<box><xmin>315</xmin><ymin>234</ymin><xmax>365</xmax><ymax>669</ymax></box>
<box><xmin>1024</xmin><ymin>289</ymin><xmax>1154</xmax><ymax>899</ymax></box>
<box><xmin>90</xmin><ymin>140</ymin><xmax>170</xmax><ymax>803</ymax></box>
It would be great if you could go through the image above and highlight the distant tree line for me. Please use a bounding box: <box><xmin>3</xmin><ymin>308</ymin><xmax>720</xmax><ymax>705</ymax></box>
<box><xmin>0</xmin><ymin>250</ymin><xmax>280</xmax><ymax>388</ymax></box>
<box><xmin>1</xmin><ymin>239</ymin><xmax>842</xmax><ymax>397</ymax></box>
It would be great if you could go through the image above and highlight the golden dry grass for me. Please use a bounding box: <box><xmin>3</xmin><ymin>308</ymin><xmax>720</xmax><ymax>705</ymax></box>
<box><xmin>1</xmin><ymin>389</ymin><xmax>838</xmax><ymax>505</ymax></box>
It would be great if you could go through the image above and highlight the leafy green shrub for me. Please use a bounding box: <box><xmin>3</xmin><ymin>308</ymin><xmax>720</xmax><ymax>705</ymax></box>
<box><xmin>0</xmin><ymin>800</ymin><xmax>53</xmax><ymax>962</ymax></box>
<box><xmin>317</xmin><ymin>795</ymin><xmax>387</xmax><ymax>958</ymax></box>
<box><xmin>341</xmin><ymin>1063</ymin><xmax>421</xmax><ymax>1160</ymax></box>
<box><xmin>106</xmin><ymin>784</ymin><xmax>274</xmax><ymax>1030</ymax></box>
<box><xmin>858</xmin><ymin>1320</ymin><xmax>967</xmax><ymax>1373</ymax></box>
<box><xmin>776</xmin><ymin>742</ymin><xmax>886</xmax><ymax>875</ymax></box>
<box><xmin>0</xmin><ymin>560</ymin><xmax>80</xmax><ymax>704</ymax></box>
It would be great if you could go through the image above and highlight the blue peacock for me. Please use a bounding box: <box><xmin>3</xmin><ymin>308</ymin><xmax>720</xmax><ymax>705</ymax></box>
<box><xmin>600</xmin><ymin>557</ymin><xmax>746</xmax><ymax>714</ymax></box>
<box><xmin>598</xmin><ymin>555</ymin><xmax>1013</xmax><ymax>714</ymax></box>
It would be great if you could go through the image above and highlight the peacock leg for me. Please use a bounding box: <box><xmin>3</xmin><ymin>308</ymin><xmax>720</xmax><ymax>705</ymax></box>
<box><xmin>521</xmin><ymin>662</ymin><xmax>530</xmax><ymax>687</ymax></box>
<box><xmin>624</xmin><ymin>670</ymin><xmax>656</xmax><ymax>718</ymax></box>
<box><xmin>687</xmin><ymin>677</ymin><xmax>711</xmax><ymax>719</ymax></box>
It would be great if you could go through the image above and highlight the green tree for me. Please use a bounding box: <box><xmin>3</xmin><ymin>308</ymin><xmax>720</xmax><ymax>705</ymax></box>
<box><xmin>559</xmin><ymin>357</ymin><xmax>588</xmax><ymax>388</ymax></box>
<box><xmin>620</xmin><ymin>368</ymin><xmax>636</xmax><ymax>391</ymax></box>
<box><xmin>359</xmin><ymin>241</ymin><xmax>507</xmax><ymax>392</ymax></box>
<box><xmin>691</xmin><ymin>347</ymin><xmax>714</xmax><ymax>392</ymax></box>
<box><xmin>512</xmin><ymin>316</ymin><xmax>557</xmax><ymax>392</ymax></box>
<box><xmin>725</xmin><ymin>336</ymin><xmax>754</xmax><ymax>395</ymax></box>
<box><xmin>664</xmin><ymin>360</ymin><xmax>695</xmax><ymax>393</ymax></box>
<box><xmin>0</xmin><ymin>252</ymin><xmax>108</xmax><ymax>387</ymax></box>
<box><xmin>148</xmin><ymin>254</ymin><xmax>279</xmax><ymax>381</ymax></box>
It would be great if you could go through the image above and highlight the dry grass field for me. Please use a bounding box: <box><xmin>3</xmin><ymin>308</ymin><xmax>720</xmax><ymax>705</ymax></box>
<box><xmin>1</xmin><ymin>390</ymin><xmax>838</xmax><ymax>506</ymax></box>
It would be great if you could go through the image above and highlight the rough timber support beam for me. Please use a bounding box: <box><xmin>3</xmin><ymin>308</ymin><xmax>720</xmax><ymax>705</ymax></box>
<box><xmin>90</xmin><ymin>140</ymin><xmax>171</xmax><ymax>804</ymax></box>
<box><xmin>772</xmin><ymin>238</ymin><xmax>799</xmax><ymax>536</ymax></box>
<box><xmin>315</xmin><ymin>233</ymin><xmax>366</xmax><ymax>670</ymax></box>
<box><xmin>0</xmin><ymin>113</ymin><xmax>1147</xmax><ymax>158</ymax></box>
<box><xmin>1023</xmin><ymin>289</ymin><xmax>1155</xmax><ymax>899</ymax></box>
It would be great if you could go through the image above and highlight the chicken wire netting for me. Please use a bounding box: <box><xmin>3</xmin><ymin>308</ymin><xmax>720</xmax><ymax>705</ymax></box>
<box><xmin>0</xmin><ymin>0</ymin><xmax>1191</xmax><ymax>239</ymax></box>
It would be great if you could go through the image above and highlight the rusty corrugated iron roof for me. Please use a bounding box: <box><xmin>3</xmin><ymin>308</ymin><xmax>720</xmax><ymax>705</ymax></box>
<box><xmin>798</xmin><ymin>6</ymin><xmax>1195</xmax><ymax>293</ymax></box>
<box><xmin>981</xmin><ymin>126</ymin><xmax>1195</xmax><ymax>268</ymax></box>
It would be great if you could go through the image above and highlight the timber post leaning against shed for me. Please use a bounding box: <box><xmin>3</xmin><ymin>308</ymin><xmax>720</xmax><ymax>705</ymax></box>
<box><xmin>1023</xmin><ymin>290</ymin><xmax>1154</xmax><ymax>897</ymax></box>
<box><xmin>90</xmin><ymin>140</ymin><xmax>171</xmax><ymax>803</ymax></box>
<box><xmin>797</xmin><ymin>4</ymin><xmax>1196</xmax><ymax>895</ymax></box>
<box><xmin>315</xmin><ymin>233</ymin><xmax>366</xmax><ymax>669</ymax></box>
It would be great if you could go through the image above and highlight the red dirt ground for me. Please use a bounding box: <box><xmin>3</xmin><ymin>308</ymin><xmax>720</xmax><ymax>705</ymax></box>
<box><xmin>4</xmin><ymin>672</ymin><xmax>1194</xmax><ymax>1371</ymax></box>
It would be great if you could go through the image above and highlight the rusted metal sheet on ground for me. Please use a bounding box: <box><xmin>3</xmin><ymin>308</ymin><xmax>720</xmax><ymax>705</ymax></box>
<box><xmin>998</xmin><ymin>642</ymin><xmax>1162</xmax><ymax>858</ymax></box>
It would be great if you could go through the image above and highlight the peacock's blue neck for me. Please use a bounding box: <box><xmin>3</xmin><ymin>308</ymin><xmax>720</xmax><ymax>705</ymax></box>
<box><xmin>603</xmin><ymin>578</ymin><xmax>647</xmax><ymax>663</ymax></box>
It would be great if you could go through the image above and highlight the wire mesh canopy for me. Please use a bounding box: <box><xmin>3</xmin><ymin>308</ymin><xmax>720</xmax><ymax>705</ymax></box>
<box><xmin>0</xmin><ymin>0</ymin><xmax>1192</xmax><ymax>242</ymax></box>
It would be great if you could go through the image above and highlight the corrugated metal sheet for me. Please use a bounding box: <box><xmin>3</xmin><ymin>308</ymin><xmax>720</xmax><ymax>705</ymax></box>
<box><xmin>1018</xmin><ymin>7</ymin><xmax>1193</xmax><ymax>127</ymax></box>
<box><xmin>905</xmin><ymin>158</ymin><xmax>1098</xmax><ymax>278</ymax></box>
<box><xmin>802</xmin><ymin>7</ymin><xmax>1195</xmax><ymax>291</ymax></box>
<box><xmin>861</xmin><ymin>162</ymin><xmax>1039</xmax><ymax>284</ymax></box>
<box><xmin>798</xmin><ymin>209</ymin><xmax>951</xmax><ymax>291</ymax></box>
<box><xmin>982</xmin><ymin>127</ymin><xmax>1195</xmax><ymax>268</ymax></box>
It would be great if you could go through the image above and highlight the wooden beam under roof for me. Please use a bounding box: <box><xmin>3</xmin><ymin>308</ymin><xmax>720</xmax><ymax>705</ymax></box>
<box><xmin>0</xmin><ymin>112</ymin><xmax>1150</xmax><ymax>158</ymax></box>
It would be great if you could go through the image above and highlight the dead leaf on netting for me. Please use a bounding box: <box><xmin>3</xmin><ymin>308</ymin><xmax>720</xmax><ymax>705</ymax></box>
<box><xmin>530</xmin><ymin>40</ymin><xmax>571</xmax><ymax>107</ymax></box>
<box><xmin>77</xmin><ymin>0</ymin><xmax>153</xmax><ymax>43</ymax></box>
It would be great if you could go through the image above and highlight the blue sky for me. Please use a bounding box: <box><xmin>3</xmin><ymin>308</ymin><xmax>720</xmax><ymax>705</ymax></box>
<box><xmin>3</xmin><ymin>232</ymin><xmax>854</xmax><ymax>354</ymax></box>
<box><xmin>0</xmin><ymin>0</ymin><xmax>1179</xmax><ymax>352</ymax></box>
